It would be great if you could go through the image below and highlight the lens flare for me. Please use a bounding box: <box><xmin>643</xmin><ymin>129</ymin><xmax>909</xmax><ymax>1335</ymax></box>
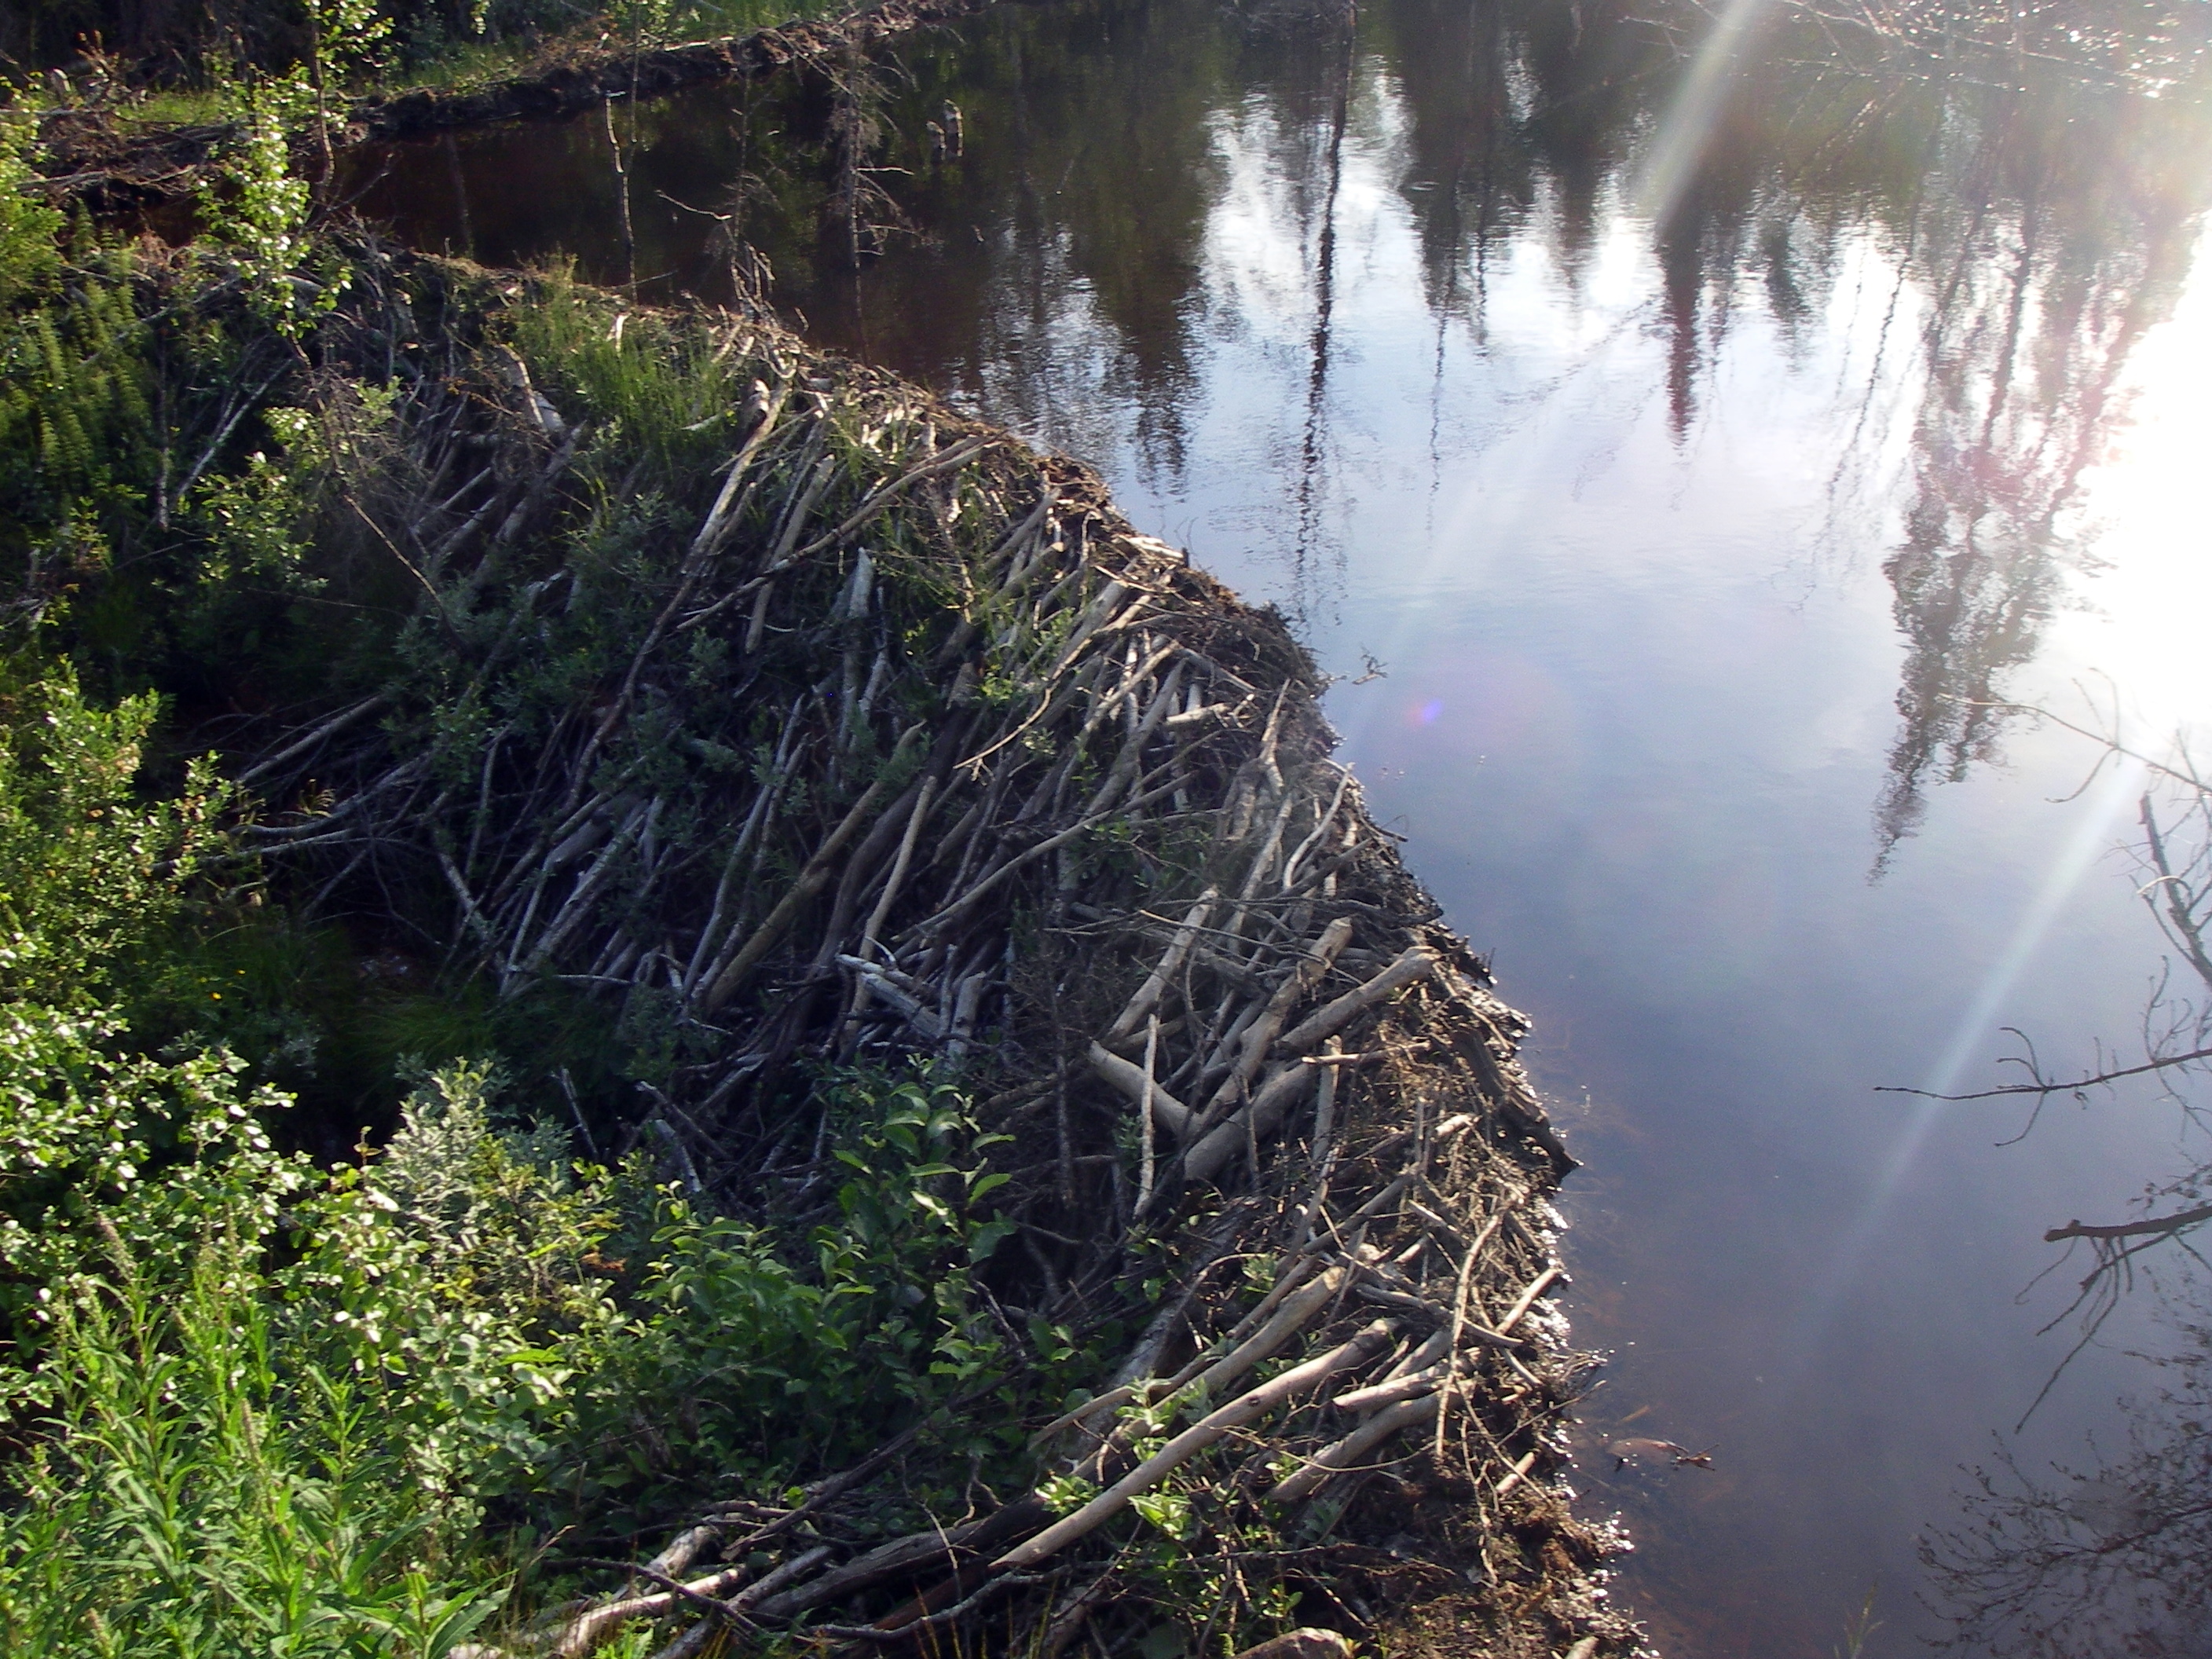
<box><xmin>1634</xmin><ymin>0</ymin><xmax>1777</xmax><ymax>230</ymax></box>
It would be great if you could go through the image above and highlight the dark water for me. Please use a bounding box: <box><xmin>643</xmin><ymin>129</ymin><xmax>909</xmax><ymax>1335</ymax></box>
<box><xmin>349</xmin><ymin>5</ymin><xmax>2212</xmax><ymax>1652</ymax></box>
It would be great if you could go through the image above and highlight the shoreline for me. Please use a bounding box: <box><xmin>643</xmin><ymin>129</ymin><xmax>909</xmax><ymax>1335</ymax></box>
<box><xmin>28</xmin><ymin>0</ymin><xmax>1013</xmax><ymax>210</ymax></box>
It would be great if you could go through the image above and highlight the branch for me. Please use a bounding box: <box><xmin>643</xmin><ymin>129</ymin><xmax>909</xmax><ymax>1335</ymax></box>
<box><xmin>1877</xmin><ymin>1045</ymin><xmax>2212</xmax><ymax>1101</ymax></box>
<box><xmin>2044</xmin><ymin>1203</ymin><xmax>2212</xmax><ymax>1243</ymax></box>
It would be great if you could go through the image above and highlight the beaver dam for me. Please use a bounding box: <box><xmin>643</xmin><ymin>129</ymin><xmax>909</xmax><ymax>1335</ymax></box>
<box><xmin>10</xmin><ymin>13</ymin><xmax>1640</xmax><ymax>1632</ymax></box>
<box><xmin>207</xmin><ymin>240</ymin><xmax>1632</xmax><ymax>1657</ymax></box>
<box><xmin>0</xmin><ymin>186</ymin><xmax>1639</xmax><ymax>1648</ymax></box>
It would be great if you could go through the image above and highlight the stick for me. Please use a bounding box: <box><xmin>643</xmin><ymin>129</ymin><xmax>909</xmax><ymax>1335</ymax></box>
<box><xmin>1495</xmin><ymin>1265</ymin><xmax>1562</xmax><ymax>1335</ymax></box>
<box><xmin>1106</xmin><ymin>889</ymin><xmax>1229</xmax><ymax>1044</ymax></box>
<box><xmin>1189</xmin><ymin>1265</ymin><xmax>1352</xmax><ymax>1401</ymax></box>
<box><xmin>1275</xmin><ymin>947</ymin><xmax>1437</xmax><ymax>1055</ymax></box>
<box><xmin>1136</xmin><ymin>1014</ymin><xmax>1160</xmax><ymax>1214</ymax></box>
<box><xmin>782</xmin><ymin>434</ymin><xmax>992</xmax><ymax>566</ymax></box>
<box><xmin>1268</xmin><ymin>1390</ymin><xmax>1444</xmax><ymax>1506</ymax></box>
<box><xmin>1088</xmin><ymin>1042</ymin><xmax>1197</xmax><ymax>1140</ymax></box>
<box><xmin>994</xmin><ymin>1320</ymin><xmax>1396</xmax><ymax>1571</ymax></box>
<box><xmin>1209</xmin><ymin>916</ymin><xmax>1354</xmax><ymax>1113</ymax></box>
<box><xmin>1436</xmin><ymin>1183</ymin><xmax>1489</xmax><ymax>1459</ymax></box>
<box><xmin>1494</xmin><ymin>1449</ymin><xmax>1540</xmax><ymax>1496</ymax></box>
<box><xmin>701</xmin><ymin>724</ymin><xmax>925</xmax><ymax>1009</ymax></box>
<box><xmin>1306</xmin><ymin>1036</ymin><xmax>1343</xmax><ymax>1167</ymax></box>
<box><xmin>1182</xmin><ymin>1061</ymin><xmax>1318</xmax><ymax>1186</ymax></box>
<box><xmin>235</xmin><ymin>694</ymin><xmax>389</xmax><ymax>788</ymax></box>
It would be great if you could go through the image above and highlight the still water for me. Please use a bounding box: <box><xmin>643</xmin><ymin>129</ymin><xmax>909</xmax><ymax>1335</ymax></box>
<box><xmin>352</xmin><ymin>3</ymin><xmax>2212</xmax><ymax>1650</ymax></box>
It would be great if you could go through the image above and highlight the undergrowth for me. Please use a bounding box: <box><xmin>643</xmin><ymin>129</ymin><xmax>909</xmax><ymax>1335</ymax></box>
<box><xmin>0</xmin><ymin>92</ymin><xmax>1065</xmax><ymax>1656</ymax></box>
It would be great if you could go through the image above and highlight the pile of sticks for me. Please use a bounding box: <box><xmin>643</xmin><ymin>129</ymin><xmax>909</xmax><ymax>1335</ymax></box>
<box><xmin>236</xmin><ymin>247</ymin><xmax>1632</xmax><ymax>1657</ymax></box>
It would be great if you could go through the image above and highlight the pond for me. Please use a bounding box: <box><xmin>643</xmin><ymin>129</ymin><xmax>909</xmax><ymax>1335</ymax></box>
<box><xmin>349</xmin><ymin>2</ymin><xmax>2212</xmax><ymax>1650</ymax></box>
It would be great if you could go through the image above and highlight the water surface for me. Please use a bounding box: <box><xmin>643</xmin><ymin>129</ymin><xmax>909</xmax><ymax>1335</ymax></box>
<box><xmin>351</xmin><ymin>5</ymin><xmax>2212</xmax><ymax>1650</ymax></box>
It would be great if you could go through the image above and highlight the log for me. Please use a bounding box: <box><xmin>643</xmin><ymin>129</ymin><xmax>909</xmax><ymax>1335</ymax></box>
<box><xmin>1182</xmin><ymin>1061</ymin><xmax>1318</xmax><ymax>1185</ymax></box>
<box><xmin>1105</xmin><ymin>887</ymin><xmax>1221</xmax><ymax>1041</ymax></box>
<box><xmin>1207</xmin><ymin>915</ymin><xmax>1354</xmax><ymax>1112</ymax></box>
<box><xmin>1088</xmin><ymin>1041</ymin><xmax>1198</xmax><ymax>1140</ymax></box>
<box><xmin>1190</xmin><ymin>1265</ymin><xmax>1351</xmax><ymax>1401</ymax></box>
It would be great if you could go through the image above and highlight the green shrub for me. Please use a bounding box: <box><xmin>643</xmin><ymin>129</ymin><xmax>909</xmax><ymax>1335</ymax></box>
<box><xmin>0</xmin><ymin>1052</ymin><xmax>1033</xmax><ymax>1648</ymax></box>
<box><xmin>0</xmin><ymin>666</ymin><xmax>225</xmax><ymax>1005</ymax></box>
<box><xmin>551</xmin><ymin>1069</ymin><xmax>1020</xmax><ymax>1522</ymax></box>
<box><xmin>0</xmin><ymin>1226</ymin><xmax>509</xmax><ymax>1659</ymax></box>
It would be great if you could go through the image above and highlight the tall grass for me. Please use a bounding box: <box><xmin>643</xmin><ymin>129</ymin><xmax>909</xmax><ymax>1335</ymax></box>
<box><xmin>0</xmin><ymin>1229</ymin><xmax>509</xmax><ymax>1658</ymax></box>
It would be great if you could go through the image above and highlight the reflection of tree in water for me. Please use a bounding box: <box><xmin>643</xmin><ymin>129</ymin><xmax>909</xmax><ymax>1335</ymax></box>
<box><xmin>1378</xmin><ymin>0</ymin><xmax>1657</xmax><ymax>311</ymax></box>
<box><xmin>1921</xmin><ymin>1276</ymin><xmax>2212</xmax><ymax>1656</ymax></box>
<box><xmin>1866</xmin><ymin>75</ymin><xmax>2206</xmax><ymax>861</ymax></box>
<box><xmin>1363</xmin><ymin>0</ymin><xmax>2212</xmax><ymax>860</ymax></box>
<box><xmin>1621</xmin><ymin>5</ymin><xmax>2212</xmax><ymax>860</ymax></box>
<box><xmin>912</xmin><ymin>0</ymin><xmax>1230</xmax><ymax>492</ymax></box>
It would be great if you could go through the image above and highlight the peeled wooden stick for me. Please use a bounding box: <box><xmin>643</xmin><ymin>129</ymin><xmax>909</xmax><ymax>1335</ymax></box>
<box><xmin>1495</xmin><ymin>1449</ymin><xmax>1540</xmax><ymax>1496</ymax></box>
<box><xmin>1089</xmin><ymin>1042</ymin><xmax>1197</xmax><ymax>1140</ymax></box>
<box><xmin>1070</xmin><ymin>660</ymin><xmax>1184</xmax><ymax>830</ymax></box>
<box><xmin>701</xmin><ymin>723</ymin><xmax>925</xmax><ymax>1010</ymax></box>
<box><xmin>1275</xmin><ymin>946</ymin><xmax>1437</xmax><ymax>1055</ymax></box>
<box><xmin>1239</xmin><ymin>792</ymin><xmax>1298</xmax><ymax>901</ymax></box>
<box><xmin>552</xmin><ymin>1541</ymin><xmax>830</xmax><ymax>1658</ymax></box>
<box><xmin>1495</xmin><ymin>1265</ymin><xmax>1563</xmax><ymax>1335</ymax></box>
<box><xmin>1308</xmin><ymin>1037</ymin><xmax>1341</xmax><ymax>1174</ymax></box>
<box><xmin>1377</xmin><ymin>1325</ymin><xmax>1456</xmax><ymax>1387</ymax></box>
<box><xmin>782</xmin><ymin>434</ymin><xmax>993</xmax><ymax>567</ymax></box>
<box><xmin>1279</xmin><ymin>767</ymin><xmax>1353</xmax><ymax>891</ymax></box>
<box><xmin>859</xmin><ymin>774</ymin><xmax>938</xmax><ymax>958</ymax></box>
<box><xmin>1136</xmin><ymin>1014</ymin><xmax>1160</xmax><ymax>1213</ymax></box>
<box><xmin>839</xmin><ymin>957</ymin><xmax>943</xmax><ymax>1038</ymax></box>
<box><xmin>1182</xmin><ymin>1061</ymin><xmax>1317</xmax><ymax>1186</ymax></box>
<box><xmin>236</xmin><ymin>694</ymin><xmax>388</xmax><ymax>788</ymax></box>
<box><xmin>1333</xmin><ymin>1337</ymin><xmax>1456</xmax><ymax>1414</ymax></box>
<box><xmin>1141</xmin><ymin>1254</ymin><xmax>1321</xmax><ymax>1402</ymax></box>
<box><xmin>1266</xmin><ymin>1390</ymin><xmax>1444</xmax><ymax>1507</ymax></box>
<box><xmin>1077</xmin><ymin>636</ymin><xmax>1179</xmax><ymax>749</ymax></box>
<box><xmin>553</xmin><ymin>1567</ymin><xmax>747</xmax><ymax>1658</ymax></box>
<box><xmin>1188</xmin><ymin>1264</ymin><xmax>1351</xmax><ymax>1401</ymax></box>
<box><xmin>1054</xmin><ymin>1255</ymin><xmax>1339</xmax><ymax>1452</ymax></box>
<box><xmin>1208</xmin><ymin>916</ymin><xmax>1354</xmax><ymax>1113</ymax></box>
<box><xmin>1330</xmin><ymin>1360</ymin><xmax>1459</xmax><ymax>1417</ymax></box>
<box><xmin>685</xmin><ymin>375</ymin><xmax>792</xmax><ymax>561</ymax></box>
<box><xmin>642</xmin><ymin>1523</ymin><xmax>725</xmax><ymax>1585</ymax></box>
<box><xmin>995</xmin><ymin>1320</ymin><xmax>1396</xmax><ymax>1572</ymax></box>
<box><xmin>1040</xmin><ymin>579</ymin><xmax>1129</xmax><ymax>682</ymax></box>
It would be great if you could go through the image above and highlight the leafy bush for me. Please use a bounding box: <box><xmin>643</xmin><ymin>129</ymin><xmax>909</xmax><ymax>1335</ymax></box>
<box><xmin>0</xmin><ymin>1048</ymin><xmax>1030</xmax><ymax>1649</ymax></box>
<box><xmin>551</xmin><ymin>1069</ymin><xmax>1020</xmax><ymax>1523</ymax></box>
<box><xmin>0</xmin><ymin>666</ymin><xmax>225</xmax><ymax>1005</ymax></box>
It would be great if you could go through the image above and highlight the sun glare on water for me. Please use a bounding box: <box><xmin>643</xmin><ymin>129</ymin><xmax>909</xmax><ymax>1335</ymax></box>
<box><xmin>2055</xmin><ymin>220</ymin><xmax>2212</xmax><ymax>740</ymax></box>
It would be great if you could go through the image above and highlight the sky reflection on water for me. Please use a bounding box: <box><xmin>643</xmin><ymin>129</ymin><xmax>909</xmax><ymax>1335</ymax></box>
<box><xmin>351</xmin><ymin>4</ymin><xmax>2212</xmax><ymax>1648</ymax></box>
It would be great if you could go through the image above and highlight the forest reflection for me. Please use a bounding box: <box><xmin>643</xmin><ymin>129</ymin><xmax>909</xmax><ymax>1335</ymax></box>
<box><xmin>350</xmin><ymin>0</ymin><xmax>2212</xmax><ymax>853</ymax></box>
